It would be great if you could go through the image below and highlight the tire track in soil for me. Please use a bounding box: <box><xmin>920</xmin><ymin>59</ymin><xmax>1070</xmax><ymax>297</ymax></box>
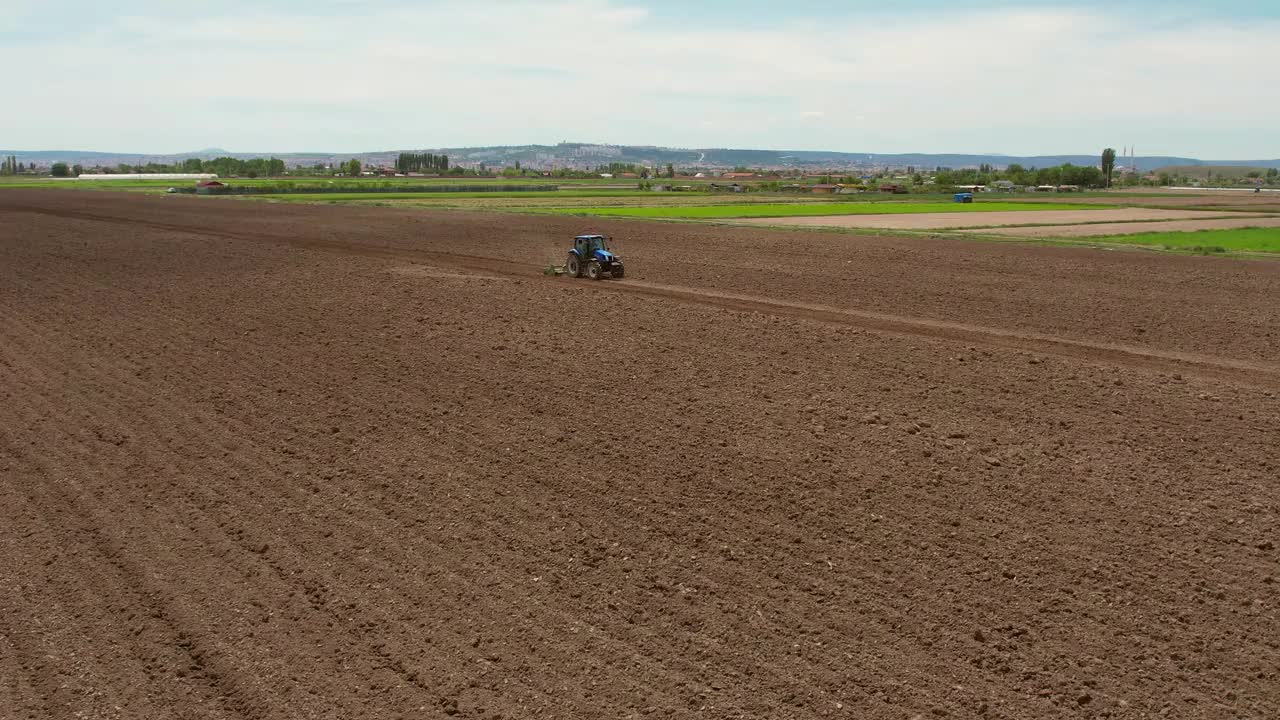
<box><xmin>0</xmin><ymin>479</ymin><xmax>237</xmax><ymax>720</ymax></box>
<box><xmin>0</xmin><ymin>314</ymin><xmax>462</xmax><ymax>717</ymax></box>
<box><xmin>0</xmin><ymin>288</ymin><xmax>702</xmax><ymax>714</ymax></box>
<box><xmin>1</xmin><ymin>316</ymin><xmax>230</xmax><ymax>720</ymax></box>
<box><xmin>0</xmin><ymin>628</ymin><xmax>44</xmax><ymax>717</ymax></box>
<box><xmin>0</xmin><ymin>321</ymin><xmax>268</xmax><ymax>719</ymax></box>
<box><xmin>0</xmin><ymin>539</ymin><xmax>69</xmax><ymax>720</ymax></box>
<box><xmin>0</xmin><ymin>303</ymin><xmax>454</xmax><ymax>718</ymax></box>
<box><xmin>8</xmin><ymin>204</ymin><xmax>1277</xmax><ymax>389</ymax></box>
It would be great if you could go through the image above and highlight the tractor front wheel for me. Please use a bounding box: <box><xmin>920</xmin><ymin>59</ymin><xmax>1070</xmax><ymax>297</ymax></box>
<box><xmin>586</xmin><ymin>261</ymin><xmax>603</xmax><ymax>280</ymax></box>
<box><xmin>566</xmin><ymin>254</ymin><xmax>582</xmax><ymax>278</ymax></box>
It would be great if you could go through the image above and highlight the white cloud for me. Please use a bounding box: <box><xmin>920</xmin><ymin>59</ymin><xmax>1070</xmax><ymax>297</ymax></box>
<box><xmin>1</xmin><ymin>1</ymin><xmax>1276</xmax><ymax>157</ymax></box>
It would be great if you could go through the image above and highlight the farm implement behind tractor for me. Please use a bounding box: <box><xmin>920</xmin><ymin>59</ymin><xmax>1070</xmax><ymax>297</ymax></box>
<box><xmin>547</xmin><ymin>234</ymin><xmax>626</xmax><ymax>280</ymax></box>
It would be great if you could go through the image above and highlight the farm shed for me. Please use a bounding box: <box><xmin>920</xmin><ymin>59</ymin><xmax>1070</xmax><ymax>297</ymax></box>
<box><xmin>810</xmin><ymin>184</ymin><xmax>840</xmax><ymax>194</ymax></box>
<box><xmin>195</xmin><ymin>180</ymin><xmax>227</xmax><ymax>195</ymax></box>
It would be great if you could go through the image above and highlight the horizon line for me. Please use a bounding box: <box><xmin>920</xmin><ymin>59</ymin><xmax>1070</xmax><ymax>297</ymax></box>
<box><xmin>2</xmin><ymin>145</ymin><xmax>1278</xmax><ymax>163</ymax></box>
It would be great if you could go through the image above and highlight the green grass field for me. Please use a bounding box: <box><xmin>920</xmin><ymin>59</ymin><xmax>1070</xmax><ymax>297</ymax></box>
<box><xmin>257</xmin><ymin>191</ymin><xmax>1034</xmax><ymax>206</ymax></box>
<box><xmin>547</xmin><ymin>201</ymin><xmax>1111</xmax><ymax>219</ymax></box>
<box><xmin>1085</xmin><ymin>228</ymin><xmax>1280</xmax><ymax>254</ymax></box>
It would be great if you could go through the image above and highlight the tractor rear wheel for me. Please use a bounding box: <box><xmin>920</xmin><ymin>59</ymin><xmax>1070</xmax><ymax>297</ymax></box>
<box><xmin>586</xmin><ymin>261</ymin><xmax>603</xmax><ymax>280</ymax></box>
<box><xmin>566</xmin><ymin>254</ymin><xmax>581</xmax><ymax>278</ymax></box>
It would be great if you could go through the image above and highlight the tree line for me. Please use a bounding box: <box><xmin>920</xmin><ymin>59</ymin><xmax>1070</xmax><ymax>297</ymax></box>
<box><xmin>934</xmin><ymin>162</ymin><xmax>1106</xmax><ymax>189</ymax></box>
<box><xmin>188</xmin><ymin>157</ymin><xmax>287</xmax><ymax>177</ymax></box>
<box><xmin>395</xmin><ymin>153</ymin><xmax>449</xmax><ymax>173</ymax></box>
<box><xmin>55</xmin><ymin>157</ymin><xmax>291</xmax><ymax>178</ymax></box>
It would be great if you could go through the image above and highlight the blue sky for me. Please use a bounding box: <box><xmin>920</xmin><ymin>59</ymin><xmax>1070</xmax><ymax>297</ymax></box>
<box><xmin>2</xmin><ymin>0</ymin><xmax>1275</xmax><ymax>158</ymax></box>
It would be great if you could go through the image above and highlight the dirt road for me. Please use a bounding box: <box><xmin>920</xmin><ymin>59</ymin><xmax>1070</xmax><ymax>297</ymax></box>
<box><xmin>980</xmin><ymin>216</ymin><xmax>1280</xmax><ymax>238</ymax></box>
<box><xmin>1006</xmin><ymin>190</ymin><xmax>1280</xmax><ymax>213</ymax></box>
<box><xmin>2</xmin><ymin>190</ymin><xmax>1278</xmax><ymax>719</ymax></box>
<box><xmin>734</xmin><ymin>208</ymin><xmax>1269</xmax><ymax>231</ymax></box>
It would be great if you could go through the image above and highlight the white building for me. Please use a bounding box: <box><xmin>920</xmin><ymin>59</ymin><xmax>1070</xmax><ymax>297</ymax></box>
<box><xmin>72</xmin><ymin>173</ymin><xmax>219</xmax><ymax>181</ymax></box>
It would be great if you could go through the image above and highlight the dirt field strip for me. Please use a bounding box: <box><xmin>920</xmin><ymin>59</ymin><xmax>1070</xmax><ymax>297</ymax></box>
<box><xmin>3</xmin><ymin>189</ymin><xmax>1279</xmax><ymax>718</ymax></box>
<box><xmin>7</xmin><ymin>203</ymin><xmax>1278</xmax><ymax>387</ymax></box>
<box><xmin>979</xmin><ymin>216</ymin><xmax>1280</xmax><ymax>238</ymax></box>
<box><xmin>1002</xmin><ymin>189</ymin><xmax>1280</xmax><ymax>212</ymax></box>
<box><xmin>5</xmin><ymin>189</ymin><xmax>1280</xmax><ymax>365</ymax></box>
<box><xmin>609</xmin><ymin>280</ymin><xmax>1280</xmax><ymax>387</ymax></box>
<box><xmin>733</xmin><ymin>207</ymin><xmax>1272</xmax><ymax>231</ymax></box>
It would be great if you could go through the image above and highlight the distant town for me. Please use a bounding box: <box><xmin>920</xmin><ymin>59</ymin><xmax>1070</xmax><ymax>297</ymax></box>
<box><xmin>3</xmin><ymin>142</ymin><xmax>1278</xmax><ymax>191</ymax></box>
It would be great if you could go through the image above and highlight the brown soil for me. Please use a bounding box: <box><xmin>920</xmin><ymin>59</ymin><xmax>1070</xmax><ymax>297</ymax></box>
<box><xmin>2</xmin><ymin>190</ymin><xmax>1278</xmax><ymax>719</ymax></box>
<box><xmin>735</xmin><ymin>208</ymin><xmax>1268</xmax><ymax>231</ymax></box>
<box><xmin>1006</xmin><ymin>191</ymin><xmax>1280</xmax><ymax>212</ymax></box>
<box><xmin>983</xmin><ymin>216</ymin><xmax>1280</xmax><ymax>238</ymax></box>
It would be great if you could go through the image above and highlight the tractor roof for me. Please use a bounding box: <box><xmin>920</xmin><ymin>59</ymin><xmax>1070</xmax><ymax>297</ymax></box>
<box><xmin>575</xmin><ymin>234</ymin><xmax>605</xmax><ymax>240</ymax></box>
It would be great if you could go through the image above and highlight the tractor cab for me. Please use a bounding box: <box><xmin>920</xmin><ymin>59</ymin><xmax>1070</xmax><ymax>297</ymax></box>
<box><xmin>574</xmin><ymin>234</ymin><xmax>612</xmax><ymax>260</ymax></box>
<box><xmin>566</xmin><ymin>234</ymin><xmax>625</xmax><ymax>280</ymax></box>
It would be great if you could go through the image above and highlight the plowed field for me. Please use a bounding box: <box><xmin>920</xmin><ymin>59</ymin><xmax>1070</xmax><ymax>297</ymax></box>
<box><xmin>2</xmin><ymin>190</ymin><xmax>1278</xmax><ymax>720</ymax></box>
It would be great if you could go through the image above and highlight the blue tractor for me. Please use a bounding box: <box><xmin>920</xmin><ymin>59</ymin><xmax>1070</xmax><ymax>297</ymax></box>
<box><xmin>566</xmin><ymin>234</ymin><xmax>625</xmax><ymax>280</ymax></box>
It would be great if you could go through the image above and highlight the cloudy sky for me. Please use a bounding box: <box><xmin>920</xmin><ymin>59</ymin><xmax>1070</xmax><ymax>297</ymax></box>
<box><xmin>2</xmin><ymin>0</ymin><xmax>1275</xmax><ymax>158</ymax></box>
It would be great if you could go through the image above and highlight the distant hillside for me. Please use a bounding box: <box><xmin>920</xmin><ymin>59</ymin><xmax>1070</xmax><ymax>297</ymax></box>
<box><xmin>3</xmin><ymin>143</ymin><xmax>1279</xmax><ymax>173</ymax></box>
<box><xmin>0</xmin><ymin>148</ymin><xmax>340</xmax><ymax>166</ymax></box>
<box><xmin>389</xmin><ymin>145</ymin><xmax>1280</xmax><ymax>173</ymax></box>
